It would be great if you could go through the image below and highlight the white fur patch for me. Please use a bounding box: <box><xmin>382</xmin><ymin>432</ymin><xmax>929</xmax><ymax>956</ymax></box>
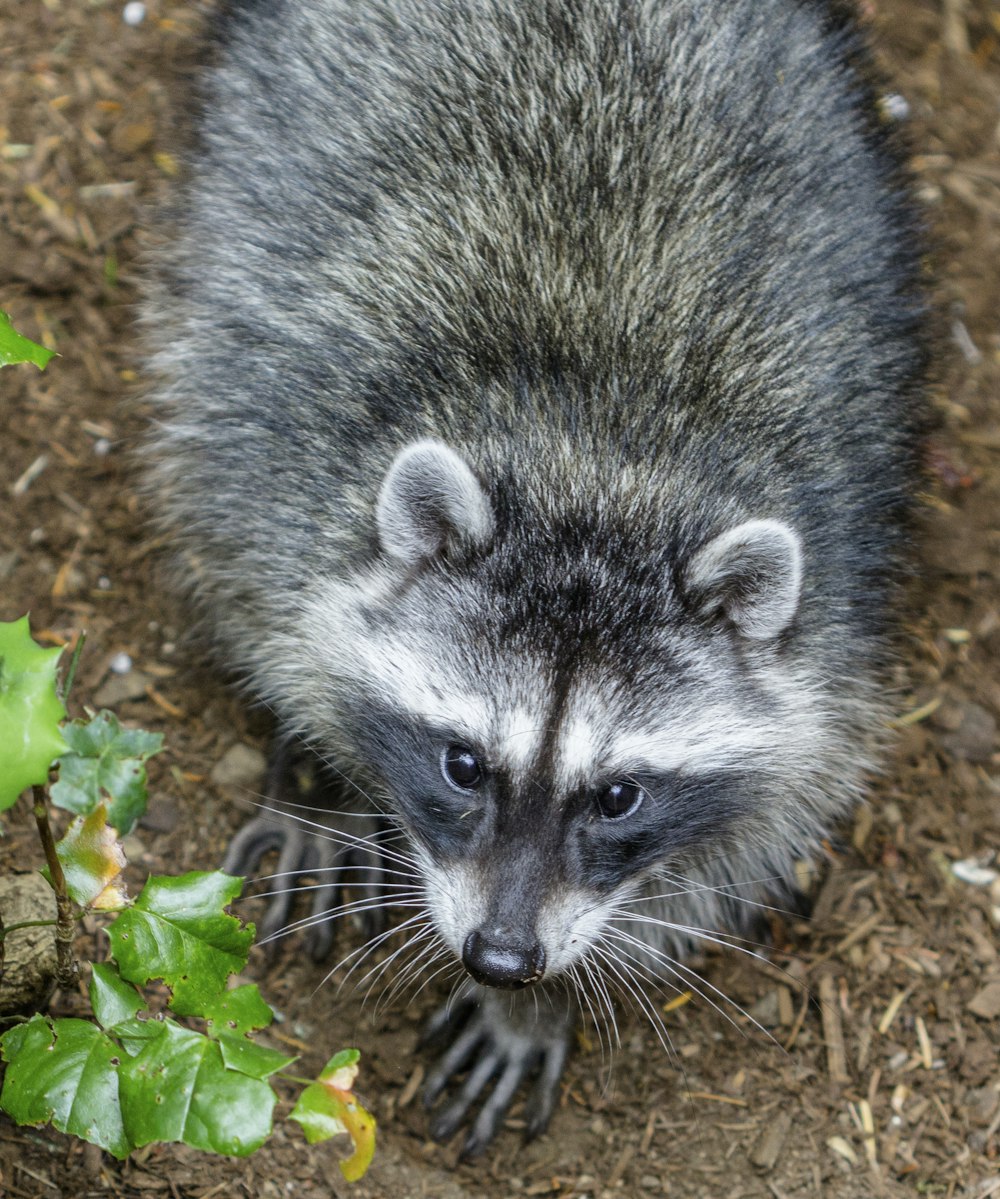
<box><xmin>420</xmin><ymin>855</ymin><xmax>486</xmax><ymax>957</ymax></box>
<box><xmin>539</xmin><ymin>886</ymin><xmax>620</xmax><ymax>974</ymax></box>
<box><xmin>497</xmin><ymin>706</ymin><xmax>546</xmax><ymax>773</ymax></box>
<box><xmin>291</xmin><ymin>573</ymin><xmax>493</xmax><ymax>743</ymax></box>
<box><xmin>553</xmin><ymin>691</ymin><xmax>603</xmax><ymax>790</ymax></box>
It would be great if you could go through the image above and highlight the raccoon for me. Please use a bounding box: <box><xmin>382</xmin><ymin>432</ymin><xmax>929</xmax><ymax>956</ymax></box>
<box><xmin>145</xmin><ymin>0</ymin><xmax>926</xmax><ymax>1157</ymax></box>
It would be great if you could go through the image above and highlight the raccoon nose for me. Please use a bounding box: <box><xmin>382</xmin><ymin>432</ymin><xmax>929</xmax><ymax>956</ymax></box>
<box><xmin>462</xmin><ymin>929</ymin><xmax>546</xmax><ymax>989</ymax></box>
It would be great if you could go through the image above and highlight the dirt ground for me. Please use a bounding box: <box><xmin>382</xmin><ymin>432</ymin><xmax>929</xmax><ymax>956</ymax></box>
<box><xmin>2</xmin><ymin>1</ymin><xmax>999</xmax><ymax>1196</ymax></box>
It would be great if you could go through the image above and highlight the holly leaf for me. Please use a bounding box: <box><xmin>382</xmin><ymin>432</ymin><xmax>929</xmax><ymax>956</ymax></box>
<box><xmin>203</xmin><ymin>983</ymin><xmax>275</xmax><ymax>1037</ymax></box>
<box><xmin>0</xmin><ymin>616</ymin><xmax>68</xmax><ymax>811</ymax></box>
<box><xmin>0</xmin><ymin>1014</ymin><xmax>130</xmax><ymax>1158</ymax></box>
<box><xmin>0</xmin><ymin>311</ymin><xmax>56</xmax><ymax>370</ymax></box>
<box><xmin>90</xmin><ymin>962</ymin><xmax>145</xmax><ymax>1030</ymax></box>
<box><xmin>290</xmin><ymin>1049</ymin><xmax>376</xmax><ymax>1181</ymax></box>
<box><xmin>51</xmin><ymin>710</ymin><xmax>163</xmax><ymax>834</ymax></box>
<box><xmin>107</xmin><ymin>873</ymin><xmax>254</xmax><ymax>1017</ymax></box>
<box><xmin>216</xmin><ymin>1034</ymin><xmax>297</xmax><ymax>1081</ymax></box>
<box><xmin>117</xmin><ymin>1019</ymin><xmax>276</xmax><ymax>1156</ymax></box>
<box><xmin>54</xmin><ymin>803</ymin><xmax>128</xmax><ymax>908</ymax></box>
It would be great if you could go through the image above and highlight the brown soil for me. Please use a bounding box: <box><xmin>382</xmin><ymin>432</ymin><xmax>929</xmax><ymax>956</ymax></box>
<box><xmin>2</xmin><ymin>1</ymin><xmax>999</xmax><ymax>1196</ymax></box>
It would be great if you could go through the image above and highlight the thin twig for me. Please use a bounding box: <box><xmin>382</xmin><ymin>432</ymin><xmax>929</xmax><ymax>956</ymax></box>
<box><xmin>31</xmin><ymin>784</ymin><xmax>77</xmax><ymax>990</ymax></box>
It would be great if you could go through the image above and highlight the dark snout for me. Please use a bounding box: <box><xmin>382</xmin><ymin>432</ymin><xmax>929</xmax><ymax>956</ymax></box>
<box><xmin>462</xmin><ymin>928</ymin><xmax>546</xmax><ymax>989</ymax></box>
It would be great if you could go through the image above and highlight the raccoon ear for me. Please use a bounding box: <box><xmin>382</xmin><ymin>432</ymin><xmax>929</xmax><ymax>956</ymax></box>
<box><xmin>376</xmin><ymin>439</ymin><xmax>494</xmax><ymax>565</ymax></box>
<box><xmin>685</xmin><ymin>519</ymin><xmax>802</xmax><ymax>640</ymax></box>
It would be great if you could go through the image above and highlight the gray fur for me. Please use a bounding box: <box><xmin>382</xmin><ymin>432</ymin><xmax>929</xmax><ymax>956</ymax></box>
<box><xmin>145</xmin><ymin>0</ymin><xmax>926</xmax><ymax>1149</ymax></box>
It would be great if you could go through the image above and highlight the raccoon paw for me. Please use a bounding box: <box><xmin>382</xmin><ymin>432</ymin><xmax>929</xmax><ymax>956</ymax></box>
<box><xmin>422</xmin><ymin>990</ymin><xmax>572</xmax><ymax>1157</ymax></box>
<box><xmin>221</xmin><ymin>737</ymin><xmax>390</xmax><ymax>960</ymax></box>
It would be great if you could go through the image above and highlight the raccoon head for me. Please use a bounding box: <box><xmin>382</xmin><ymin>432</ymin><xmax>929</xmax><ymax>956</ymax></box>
<box><xmin>294</xmin><ymin>439</ymin><xmax>827</xmax><ymax>990</ymax></box>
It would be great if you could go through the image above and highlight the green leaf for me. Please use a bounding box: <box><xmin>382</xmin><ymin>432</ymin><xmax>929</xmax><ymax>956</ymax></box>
<box><xmin>117</xmin><ymin>1020</ymin><xmax>276</xmax><ymax>1156</ymax></box>
<box><xmin>0</xmin><ymin>1014</ymin><xmax>130</xmax><ymax>1158</ymax></box>
<box><xmin>216</xmin><ymin>1034</ymin><xmax>297</xmax><ymax>1081</ymax></box>
<box><xmin>0</xmin><ymin>311</ymin><xmax>56</xmax><ymax>370</ymax></box>
<box><xmin>107</xmin><ymin>873</ymin><xmax>254</xmax><ymax>1017</ymax></box>
<box><xmin>51</xmin><ymin>710</ymin><xmax>163</xmax><ymax>834</ymax></box>
<box><xmin>0</xmin><ymin>616</ymin><xmax>68</xmax><ymax>810</ymax></box>
<box><xmin>204</xmin><ymin>985</ymin><xmax>295</xmax><ymax>1080</ymax></box>
<box><xmin>203</xmin><ymin>983</ymin><xmax>275</xmax><ymax>1037</ymax></box>
<box><xmin>108</xmin><ymin>1016</ymin><xmax>169</xmax><ymax>1059</ymax></box>
<box><xmin>90</xmin><ymin>962</ymin><xmax>144</xmax><ymax>1029</ymax></box>
<box><xmin>54</xmin><ymin>803</ymin><xmax>128</xmax><ymax>908</ymax></box>
<box><xmin>290</xmin><ymin>1049</ymin><xmax>375</xmax><ymax>1180</ymax></box>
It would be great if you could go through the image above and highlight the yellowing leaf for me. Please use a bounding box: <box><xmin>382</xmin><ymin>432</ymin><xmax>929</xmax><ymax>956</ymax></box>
<box><xmin>55</xmin><ymin>803</ymin><xmax>127</xmax><ymax>908</ymax></box>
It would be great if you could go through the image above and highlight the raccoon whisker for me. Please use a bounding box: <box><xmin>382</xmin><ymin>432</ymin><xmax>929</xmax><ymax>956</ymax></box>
<box><xmin>634</xmin><ymin>871</ymin><xmax>792</xmax><ymax>907</ymax></box>
<box><xmin>246</xmin><ymin>865</ymin><xmax>419</xmax><ymax>886</ymax></box>
<box><xmin>604</xmin><ymin>927</ymin><xmax>779</xmax><ymax>1051</ymax></box>
<box><xmin>247</xmin><ymin>880</ymin><xmax>422</xmax><ymax>900</ymax></box>
<box><xmin>376</xmin><ymin>938</ymin><xmax>458</xmax><ymax>1014</ymax></box>
<box><xmin>376</xmin><ymin>947</ymin><xmax>456</xmax><ymax>1017</ymax></box>
<box><xmin>393</xmin><ymin>957</ymin><xmax>472</xmax><ymax>1028</ymax></box>
<box><xmin>443</xmin><ymin>972</ymin><xmax>477</xmax><ymax>1021</ymax></box>
<box><xmin>613</xmin><ymin>910</ymin><xmax>799</xmax><ymax>975</ymax></box>
<box><xmin>261</xmin><ymin>894</ymin><xmax>426</xmax><ymax>946</ymax></box>
<box><xmin>366</xmin><ymin>932</ymin><xmax>446</xmax><ymax>1012</ymax></box>
<box><xmin>581</xmin><ymin>957</ymin><xmax>620</xmax><ymax>1054</ymax></box>
<box><xmin>604</xmin><ymin>905</ymin><xmax>773</xmax><ymax>954</ymax></box>
<box><xmin>312</xmin><ymin>914</ymin><xmax>432</xmax><ymax>995</ymax></box>
<box><xmin>598</xmin><ymin>935</ymin><xmax>741</xmax><ymax>1057</ymax></box>
<box><xmin>373</xmin><ymin>957</ymin><xmax>456</xmax><ymax>1021</ymax></box>
<box><xmin>332</xmin><ymin>912</ymin><xmax>433</xmax><ymax>984</ymax></box>
<box><xmin>589</xmin><ymin>940</ymin><xmax>669</xmax><ymax>1039</ymax></box>
<box><xmin>227</xmin><ymin>715</ymin><xmax>396</xmax><ymax>820</ymax></box>
<box><xmin>567</xmin><ymin>960</ymin><xmax>615</xmax><ymax>1063</ymax></box>
<box><xmin>347</xmin><ymin>928</ymin><xmax>440</xmax><ymax>1009</ymax></box>
<box><xmin>294</xmin><ymin>741</ymin><xmax>397</xmax><ymax>817</ymax></box>
<box><xmin>231</xmin><ymin>797</ymin><xmax>419</xmax><ymax>869</ymax></box>
<box><xmin>643</xmin><ymin>868</ymin><xmax>806</xmax><ymax>919</ymax></box>
<box><xmin>587</xmin><ymin>941</ymin><xmax>673</xmax><ymax>1057</ymax></box>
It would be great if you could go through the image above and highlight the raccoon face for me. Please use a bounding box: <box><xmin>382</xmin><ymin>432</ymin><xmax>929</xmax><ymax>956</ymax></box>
<box><xmin>297</xmin><ymin>440</ymin><xmax>823</xmax><ymax>988</ymax></box>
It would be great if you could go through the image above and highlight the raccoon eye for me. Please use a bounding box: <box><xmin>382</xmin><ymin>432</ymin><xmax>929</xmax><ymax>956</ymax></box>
<box><xmin>597</xmin><ymin>781</ymin><xmax>645</xmax><ymax>820</ymax></box>
<box><xmin>442</xmin><ymin>744</ymin><xmax>484</xmax><ymax>791</ymax></box>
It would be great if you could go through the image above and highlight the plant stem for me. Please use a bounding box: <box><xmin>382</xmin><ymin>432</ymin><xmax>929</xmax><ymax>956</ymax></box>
<box><xmin>32</xmin><ymin>785</ymin><xmax>78</xmax><ymax>990</ymax></box>
<box><xmin>0</xmin><ymin>919</ymin><xmax>58</xmax><ymax>941</ymax></box>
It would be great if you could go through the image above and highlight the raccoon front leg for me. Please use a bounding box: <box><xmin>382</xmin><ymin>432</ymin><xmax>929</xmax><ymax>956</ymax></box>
<box><xmin>423</xmin><ymin>987</ymin><xmax>573</xmax><ymax>1157</ymax></box>
<box><xmin>221</xmin><ymin>736</ymin><xmax>388</xmax><ymax>960</ymax></box>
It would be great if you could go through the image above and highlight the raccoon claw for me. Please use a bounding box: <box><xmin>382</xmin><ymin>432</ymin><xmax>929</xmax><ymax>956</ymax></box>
<box><xmin>423</xmin><ymin>991</ymin><xmax>571</xmax><ymax>1157</ymax></box>
<box><xmin>221</xmin><ymin>740</ymin><xmax>390</xmax><ymax>960</ymax></box>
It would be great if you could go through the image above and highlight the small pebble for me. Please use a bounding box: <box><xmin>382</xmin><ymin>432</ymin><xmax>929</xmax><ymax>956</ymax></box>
<box><xmin>952</xmin><ymin>857</ymin><xmax>999</xmax><ymax>888</ymax></box>
<box><xmin>123</xmin><ymin>1</ymin><xmax>146</xmax><ymax>26</ymax></box>
<box><xmin>967</xmin><ymin>982</ymin><xmax>1000</xmax><ymax>1021</ymax></box>
<box><xmin>94</xmin><ymin>670</ymin><xmax>149</xmax><ymax>708</ymax></box>
<box><xmin>93</xmin><ymin>437</ymin><xmax>111</xmax><ymax>456</ymax></box>
<box><xmin>210</xmin><ymin>743</ymin><xmax>268</xmax><ymax>791</ymax></box>
<box><xmin>109</xmin><ymin>651</ymin><xmax>133</xmax><ymax>675</ymax></box>
<box><xmin>940</xmin><ymin>702</ymin><xmax>997</xmax><ymax>762</ymax></box>
<box><xmin>880</xmin><ymin>92</ymin><xmax>910</xmax><ymax>121</ymax></box>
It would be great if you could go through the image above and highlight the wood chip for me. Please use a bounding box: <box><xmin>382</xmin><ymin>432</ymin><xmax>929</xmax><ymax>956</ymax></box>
<box><xmin>683</xmin><ymin>1092</ymin><xmax>749</xmax><ymax>1107</ymax></box>
<box><xmin>749</xmin><ymin>1110</ymin><xmax>792</xmax><ymax>1172</ymax></box>
<box><xmin>827</xmin><ymin>1136</ymin><xmax>858</xmax><ymax>1165</ymax></box>
<box><xmin>819</xmin><ymin>973</ymin><xmax>850</xmax><ymax>1084</ymax></box>
<box><xmin>878</xmin><ymin>989</ymin><xmax>910</xmax><ymax>1034</ymax></box>
<box><xmin>145</xmin><ymin>684</ymin><xmax>184</xmax><ymax>718</ymax></box>
<box><xmin>397</xmin><ymin>1063</ymin><xmax>424</xmax><ymax>1109</ymax></box>
<box><xmin>11</xmin><ymin>454</ymin><xmax>49</xmax><ymax>495</ymax></box>
<box><xmin>856</xmin><ymin>1098</ymin><xmax>878</xmax><ymax>1167</ymax></box>
<box><xmin>915</xmin><ymin>1016</ymin><xmax>934</xmax><ymax>1070</ymax></box>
